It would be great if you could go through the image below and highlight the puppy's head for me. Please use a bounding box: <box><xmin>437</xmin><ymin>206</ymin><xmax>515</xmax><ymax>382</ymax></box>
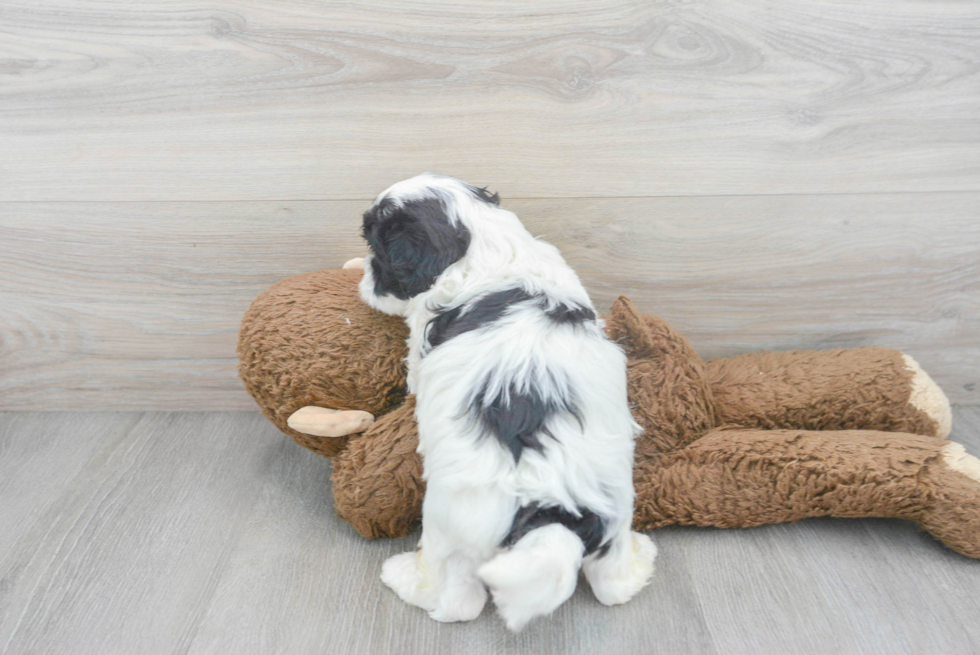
<box><xmin>359</xmin><ymin>173</ymin><xmax>498</xmax><ymax>314</ymax></box>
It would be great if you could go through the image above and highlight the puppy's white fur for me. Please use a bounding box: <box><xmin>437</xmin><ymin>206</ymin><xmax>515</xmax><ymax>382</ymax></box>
<box><xmin>360</xmin><ymin>174</ymin><xmax>655</xmax><ymax>629</ymax></box>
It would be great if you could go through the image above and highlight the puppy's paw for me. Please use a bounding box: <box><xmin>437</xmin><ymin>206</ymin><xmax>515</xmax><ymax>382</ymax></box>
<box><xmin>427</xmin><ymin>581</ymin><xmax>487</xmax><ymax>623</ymax></box>
<box><xmin>381</xmin><ymin>551</ymin><xmax>436</xmax><ymax>611</ymax></box>
<box><xmin>585</xmin><ymin>531</ymin><xmax>656</xmax><ymax>606</ymax></box>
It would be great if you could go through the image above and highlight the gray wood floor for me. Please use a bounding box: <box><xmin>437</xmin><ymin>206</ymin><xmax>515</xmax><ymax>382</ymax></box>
<box><xmin>1</xmin><ymin>409</ymin><xmax>979</xmax><ymax>655</ymax></box>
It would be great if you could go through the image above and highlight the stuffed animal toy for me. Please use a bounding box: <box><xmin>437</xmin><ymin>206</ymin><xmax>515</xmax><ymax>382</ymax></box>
<box><xmin>238</xmin><ymin>263</ymin><xmax>980</xmax><ymax>559</ymax></box>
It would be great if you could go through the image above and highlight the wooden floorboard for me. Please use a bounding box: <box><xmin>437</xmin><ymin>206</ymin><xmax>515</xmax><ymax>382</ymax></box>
<box><xmin>0</xmin><ymin>413</ymin><xmax>142</xmax><ymax>577</ymax></box>
<box><xmin>1</xmin><ymin>0</ymin><xmax>978</xmax><ymax>201</ymax></box>
<box><xmin>2</xmin><ymin>192</ymin><xmax>978</xmax><ymax>410</ymax></box>
<box><xmin>0</xmin><ymin>412</ymin><xmax>283</xmax><ymax>654</ymax></box>
<box><xmin>0</xmin><ymin>408</ymin><xmax>978</xmax><ymax>654</ymax></box>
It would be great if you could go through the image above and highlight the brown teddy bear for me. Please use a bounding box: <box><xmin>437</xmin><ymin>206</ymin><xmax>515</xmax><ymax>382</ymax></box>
<box><xmin>237</xmin><ymin>264</ymin><xmax>980</xmax><ymax>559</ymax></box>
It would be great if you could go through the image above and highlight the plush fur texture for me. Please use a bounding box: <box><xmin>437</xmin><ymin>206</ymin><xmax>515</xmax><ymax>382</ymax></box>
<box><xmin>237</xmin><ymin>270</ymin><xmax>980</xmax><ymax>567</ymax></box>
<box><xmin>237</xmin><ymin>270</ymin><xmax>980</xmax><ymax>560</ymax></box>
<box><xmin>705</xmin><ymin>348</ymin><xmax>946</xmax><ymax>437</ymax></box>
<box><xmin>237</xmin><ymin>269</ymin><xmax>409</xmax><ymax>457</ymax></box>
<box><xmin>355</xmin><ymin>174</ymin><xmax>652</xmax><ymax>629</ymax></box>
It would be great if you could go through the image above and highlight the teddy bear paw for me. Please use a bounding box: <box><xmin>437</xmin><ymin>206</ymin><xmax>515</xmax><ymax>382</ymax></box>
<box><xmin>943</xmin><ymin>442</ymin><xmax>980</xmax><ymax>483</ymax></box>
<box><xmin>903</xmin><ymin>354</ymin><xmax>953</xmax><ymax>438</ymax></box>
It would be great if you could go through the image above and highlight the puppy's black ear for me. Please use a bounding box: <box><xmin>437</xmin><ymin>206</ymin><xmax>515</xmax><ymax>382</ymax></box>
<box><xmin>467</xmin><ymin>184</ymin><xmax>500</xmax><ymax>206</ymax></box>
<box><xmin>363</xmin><ymin>197</ymin><xmax>471</xmax><ymax>300</ymax></box>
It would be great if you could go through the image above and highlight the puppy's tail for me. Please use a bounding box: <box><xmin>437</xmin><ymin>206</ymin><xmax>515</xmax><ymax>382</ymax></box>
<box><xmin>477</xmin><ymin>524</ymin><xmax>583</xmax><ymax>631</ymax></box>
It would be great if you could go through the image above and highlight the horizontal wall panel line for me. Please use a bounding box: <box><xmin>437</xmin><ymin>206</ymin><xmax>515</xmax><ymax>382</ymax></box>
<box><xmin>2</xmin><ymin>193</ymin><xmax>977</xmax><ymax>409</ymax></box>
<box><xmin>4</xmin><ymin>189</ymin><xmax>980</xmax><ymax>205</ymax></box>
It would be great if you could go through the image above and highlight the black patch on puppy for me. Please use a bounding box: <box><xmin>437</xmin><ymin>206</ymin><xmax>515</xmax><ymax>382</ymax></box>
<box><xmin>426</xmin><ymin>288</ymin><xmax>533</xmax><ymax>349</ymax></box>
<box><xmin>502</xmin><ymin>503</ymin><xmax>608</xmax><ymax>556</ymax></box>
<box><xmin>546</xmin><ymin>302</ymin><xmax>596</xmax><ymax>325</ymax></box>
<box><xmin>426</xmin><ymin>291</ymin><xmax>595</xmax><ymax>352</ymax></box>
<box><xmin>465</xmin><ymin>184</ymin><xmax>500</xmax><ymax>206</ymax></box>
<box><xmin>362</xmin><ymin>197</ymin><xmax>471</xmax><ymax>300</ymax></box>
<box><xmin>470</xmin><ymin>373</ymin><xmax>583</xmax><ymax>463</ymax></box>
<box><xmin>474</xmin><ymin>380</ymin><xmax>556</xmax><ymax>462</ymax></box>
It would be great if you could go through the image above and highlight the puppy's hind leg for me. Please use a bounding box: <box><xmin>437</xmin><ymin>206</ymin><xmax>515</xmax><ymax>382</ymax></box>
<box><xmin>583</xmin><ymin>525</ymin><xmax>657</xmax><ymax>606</ymax></box>
<box><xmin>381</xmin><ymin>531</ymin><xmax>488</xmax><ymax>623</ymax></box>
<box><xmin>477</xmin><ymin>524</ymin><xmax>584</xmax><ymax>632</ymax></box>
<box><xmin>426</xmin><ymin>552</ymin><xmax>488</xmax><ymax>623</ymax></box>
<box><xmin>380</xmin><ymin>547</ymin><xmax>440</xmax><ymax>613</ymax></box>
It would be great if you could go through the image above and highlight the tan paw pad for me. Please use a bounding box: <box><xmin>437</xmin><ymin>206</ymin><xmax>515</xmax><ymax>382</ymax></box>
<box><xmin>903</xmin><ymin>354</ymin><xmax>953</xmax><ymax>438</ymax></box>
<box><xmin>942</xmin><ymin>442</ymin><xmax>980</xmax><ymax>483</ymax></box>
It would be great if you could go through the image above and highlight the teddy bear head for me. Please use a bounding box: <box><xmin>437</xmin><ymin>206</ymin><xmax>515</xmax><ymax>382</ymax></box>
<box><xmin>238</xmin><ymin>269</ymin><xmax>411</xmax><ymax>457</ymax></box>
<box><xmin>238</xmin><ymin>268</ymin><xmax>719</xmax><ymax>460</ymax></box>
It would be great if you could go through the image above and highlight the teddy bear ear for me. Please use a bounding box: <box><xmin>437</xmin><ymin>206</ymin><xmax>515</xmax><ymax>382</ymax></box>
<box><xmin>606</xmin><ymin>297</ymin><xmax>718</xmax><ymax>454</ymax></box>
<box><xmin>605</xmin><ymin>296</ymin><xmax>659</xmax><ymax>358</ymax></box>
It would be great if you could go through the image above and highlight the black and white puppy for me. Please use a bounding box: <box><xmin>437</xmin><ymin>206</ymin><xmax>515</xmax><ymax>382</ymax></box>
<box><xmin>359</xmin><ymin>173</ymin><xmax>656</xmax><ymax>631</ymax></box>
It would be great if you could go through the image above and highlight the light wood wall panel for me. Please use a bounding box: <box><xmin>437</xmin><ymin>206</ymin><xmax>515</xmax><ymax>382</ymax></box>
<box><xmin>1</xmin><ymin>193</ymin><xmax>977</xmax><ymax>410</ymax></box>
<box><xmin>1</xmin><ymin>0</ymin><xmax>978</xmax><ymax>201</ymax></box>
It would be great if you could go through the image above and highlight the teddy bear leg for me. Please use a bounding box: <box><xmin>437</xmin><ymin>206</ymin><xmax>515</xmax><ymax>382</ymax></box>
<box><xmin>704</xmin><ymin>347</ymin><xmax>951</xmax><ymax>438</ymax></box>
<box><xmin>582</xmin><ymin>524</ymin><xmax>657</xmax><ymax>606</ymax></box>
<box><xmin>919</xmin><ymin>442</ymin><xmax>980</xmax><ymax>559</ymax></box>
<box><xmin>331</xmin><ymin>399</ymin><xmax>424</xmax><ymax>539</ymax></box>
<box><xmin>631</xmin><ymin>428</ymin><xmax>980</xmax><ymax>559</ymax></box>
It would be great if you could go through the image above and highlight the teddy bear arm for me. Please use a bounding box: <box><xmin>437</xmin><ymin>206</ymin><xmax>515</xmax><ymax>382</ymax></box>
<box><xmin>704</xmin><ymin>347</ymin><xmax>951</xmax><ymax>438</ymax></box>
<box><xmin>631</xmin><ymin>427</ymin><xmax>980</xmax><ymax>558</ymax></box>
<box><xmin>331</xmin><ymin>397</ymin><xmax>424</xmax><ymax>539</ymax></box>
